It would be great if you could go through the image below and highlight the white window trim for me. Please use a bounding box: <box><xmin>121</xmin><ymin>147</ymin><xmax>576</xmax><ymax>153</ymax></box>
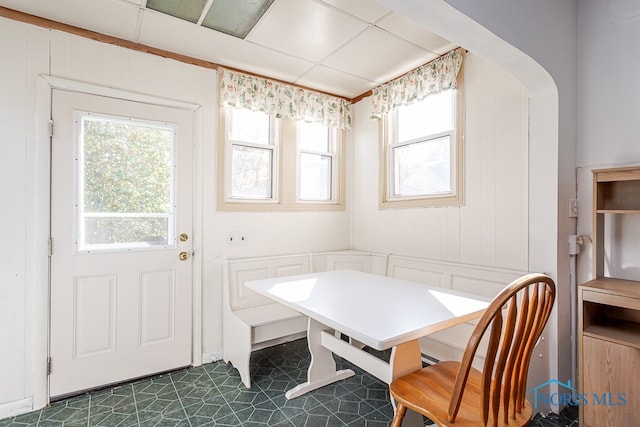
<box><xmin>379</xmin><ymin>73</ymin><xmax>465</xmax><ymax>209</ymax></box>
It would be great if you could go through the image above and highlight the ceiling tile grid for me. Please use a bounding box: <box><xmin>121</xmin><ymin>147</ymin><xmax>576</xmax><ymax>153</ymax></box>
<box><xmin>246</xmin><ymin>0</ymin><xmax>369</xmax><ymax>63</ymax></box>
<box><xmin>0</xmin><ymin>0</ymin><xmax>141</xmax><ymax>40</ymax></box>
<box><xmin>317</xmin><ymin>0</ymin><xmax>390</xmax><ymax>24</ymax></box>
<box><xmin>0</xmin><ymin>0</ymin><xmax>456</xmax><ymax>99</ymax></box>
<box><xmin>294</xmin><ymin>64</ymin><xmax>377</xmax><ymax>98</ymax></box>
<box><xmin>322</xmin><ymin>27</ymin><xmax>434</xmax><ymax>84</ymax></box>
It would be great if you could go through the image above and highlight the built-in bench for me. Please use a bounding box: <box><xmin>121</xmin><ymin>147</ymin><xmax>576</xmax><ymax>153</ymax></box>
<box><xmin>384</xmin><ymin>254</ymin><xmax>528</xmax><ymax>367</ymax></box>
<box><xmin>222</xmin><ymin>250</ymin><xmax>528</xmax><ymax>386</ymax></box>
<box><xmin>223</xmin><ymin>254</ymin><xmax>311</xmax><ymax>388</ymax></box>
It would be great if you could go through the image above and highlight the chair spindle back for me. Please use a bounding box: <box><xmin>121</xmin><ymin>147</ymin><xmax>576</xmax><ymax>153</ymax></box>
<box><xmin>447</xmin><ymin>273</ymin><xmax>556</xmax><ymax>426</ymax></box>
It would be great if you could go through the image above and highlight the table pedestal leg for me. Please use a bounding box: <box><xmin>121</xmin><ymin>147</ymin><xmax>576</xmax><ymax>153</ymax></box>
<box><xmin>285</xmin><ymin>318</ymin><xmax>354</xmax><ymax>399</ymax></box>
<box><xmin>390</xmin><ymin>340</ymin><xmax>423</xmax><ymax>427</ymax></box>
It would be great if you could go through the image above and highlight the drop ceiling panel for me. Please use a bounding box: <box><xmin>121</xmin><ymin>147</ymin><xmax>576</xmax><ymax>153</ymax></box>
<box><xmin>146</xmin><ymin>0</ymin><xmax>208</xmax><ymax>24</ymax></box>
<box><xmin>218</xmin><ymin>48</ymin><xmax>314</xmax><ymax>84</ymax></box>
<box><xmin>247</xmin><ymin>0</ymin><xmax>368</xmax><ymax>63</ymax></box>
<box><xmin>0</xmin><ymin>0</ymin><xmax>458</xmax><ymax>99</ymax></box>
<box><xmin>0</xmin><ymin>0</ymin><xmax>140</xmax><ymax>40</ymax></box>
<box><xmin>138</xmin><ymin>9</ymin><xmax>225</xmax><ymax>57</ymax></box>
<box><xmin>202</xmin><ymin>0</ymin><xmax>274</xmax><ymax>39</ymax></box>
<box><xmin>323</xmin><ymin>27</ymin><xmax>431</xmax><ymax>83</ymax></box>
<box><xmin>138</xmin><ymin>9</ymin><xmax>314</xmax><ymax>82</ymax></box>
<box><xmin>376</xmin><ymin>13</ymin><xmax>457</xmax><ymax>53</ymax></box>
<box><xmin>296</xmin><ymin>65</ymin><xmax>376</xmax><ymax>98</ymax></box>
<box><xmin>318</xmin><ymin>0</ymin><xmax>390</xmax><ymax>23</ymax></box>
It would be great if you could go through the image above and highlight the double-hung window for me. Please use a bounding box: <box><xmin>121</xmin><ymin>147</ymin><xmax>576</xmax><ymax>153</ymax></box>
<box><xmin>219</xmin><ymin>106</ymin><xmax>344</xmax><ymax>210</ymax></box>
<box><xmin>297</xmin><ymin>121</ymin><xmax>336</xmax><ymax>202</ymax></box>
<box><xmin>226</xmin><ymin>107</ymin><xmax>278</xmax><ymax>202</ymax></box>
<box><xmin>381</xmin><ymin>85</ymin><xmax>463</xmax><ymax>207</ymax></box>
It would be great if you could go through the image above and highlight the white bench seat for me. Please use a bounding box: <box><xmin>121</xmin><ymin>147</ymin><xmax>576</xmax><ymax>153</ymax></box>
<box><xmin>223</xmin><ymin>254</ymin><xmax>311</xmax><ymax>388</ymax></box>
<box><xmin>235</xmin><ymin>304</ymin><xmax>307</xmax><ymax>344</ymax></box>
<box><xmin>234</xmin><ymin>303</ymin><xmax>302</xmax><ymax>326</ymax></box>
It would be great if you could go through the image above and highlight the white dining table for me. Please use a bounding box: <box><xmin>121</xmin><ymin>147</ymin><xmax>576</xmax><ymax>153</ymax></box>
<box><xmin>245</xmin><ymin>269</ymin><xmax>490</xmax><ymax>427</ymax></box>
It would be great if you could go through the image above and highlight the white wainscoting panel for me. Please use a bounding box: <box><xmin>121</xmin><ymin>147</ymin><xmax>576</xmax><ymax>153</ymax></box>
<box><xmin>227</xmin><ymin>254</ymin><xmax>311</xmax><ymax>310</ymax></box>
<box><xmin>385</xmin><ymin>254</ymin><xmax>528</xmax><ymax>366</ymax></box>
<box><xmin>232</xmin><ymin>266</ymin><xmax>271</xmax><ymax>309</ymax></box>
<box><xmin>312</xmin><ymin>251</ymin><xmax>389</xmax><ymax>274</ymax></box>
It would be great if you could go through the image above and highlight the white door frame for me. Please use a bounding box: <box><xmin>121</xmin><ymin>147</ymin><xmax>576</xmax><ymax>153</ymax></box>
<box><xmin>33</xmin><ymin>75</ymin><xmax>203</xmax><ymax>407</ymax></box>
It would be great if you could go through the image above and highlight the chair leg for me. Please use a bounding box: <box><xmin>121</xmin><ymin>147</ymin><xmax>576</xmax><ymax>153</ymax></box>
<box><xmin>391</xmin><ymin>403</ymin><xmax>407</xmax><ymax>427</ymax></box>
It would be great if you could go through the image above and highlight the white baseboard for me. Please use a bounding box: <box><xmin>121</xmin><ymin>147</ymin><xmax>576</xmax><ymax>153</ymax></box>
<box><xmin>202</xmin><ymin>352</ymin><xmax>222</xmax><ymax>364</ymax></box>
<box><xmin>0</xmin><ymin>397</ymin><xmax>34</xmax><ymax>420</ymax></box>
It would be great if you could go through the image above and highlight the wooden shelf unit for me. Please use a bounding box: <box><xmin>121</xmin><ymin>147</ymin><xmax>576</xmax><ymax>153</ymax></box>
<box><xmin>581</xmin><ymin>278</ymin><xmax>640</xmax><ymax>347</ymax></box>
<box><xmin>579</xmin><ymin>166</ymin><xmax>640</xmax><ymax>427</ymax></box>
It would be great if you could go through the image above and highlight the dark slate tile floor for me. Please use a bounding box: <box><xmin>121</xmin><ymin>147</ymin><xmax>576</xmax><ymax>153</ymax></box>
<box><xmin>0</xmin><ymin>338</ymin><xmax>578</xmax><ymax>426</ymax></box>
<box><xmin>531</xmin><ymin>405</ymin><xmax>579</xmax><ymax>427</ymax></box>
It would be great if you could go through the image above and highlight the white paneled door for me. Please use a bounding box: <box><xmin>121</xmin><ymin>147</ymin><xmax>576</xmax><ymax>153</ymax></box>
<box><xmin>49</xmin><ymin>90</ymin><xmax>193</xmax><ymax>398</ymax></box>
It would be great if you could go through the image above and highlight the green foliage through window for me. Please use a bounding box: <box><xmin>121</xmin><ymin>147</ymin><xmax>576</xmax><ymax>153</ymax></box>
<box><xmin>80</xmin><ymin>115</ymin><xmax>175</xmax><ymax>248</ymax></box>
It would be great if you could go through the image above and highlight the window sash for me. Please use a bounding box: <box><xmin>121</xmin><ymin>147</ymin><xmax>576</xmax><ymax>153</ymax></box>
<box><xmin>228</xmin><ymin>108</ymin><xmax>271</xmax><ymax>146</ymax></box>
<box><xmin>224</xmin><ymin>108</ymin><xmax>279</xmax><ymax>203</ymax></box>
<box><xmin>297</xmin><ymin>123</ymin><xmax>337</xmax><ymax>203</ymax></box>
<box><xmin>380</xmin><ymin>84</ymin><xmax>463</xmax><ymax>207</ymax></box>
<box><xmin>388</xmin><ymin>132</ymin><xmax>454</xmax><ymax>199</ymax></box>
<box><xmin>229</xmin><ymin>142</ymin><xmax>276</xmax><ymax>200</ymax></box>
<box><xmin>298</xmin><ymin>151</ymin><xmax>336</xmax><ymax>202</ymax></box>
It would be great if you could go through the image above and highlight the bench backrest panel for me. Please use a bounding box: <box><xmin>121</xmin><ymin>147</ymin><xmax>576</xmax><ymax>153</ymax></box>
<box><xmin>385</xmin><ymin>254</ymin><xmax>529</xmax><ymax>366</ymax></box>
<box><xmin>386</xmin><ymin>255</ymin><xmax>526</xmax><ymax>297</ymax></box>
<box><xmin>227</xmin><ymin>254</ymin><xmax>311</xmax><ymax>311</ymax></box>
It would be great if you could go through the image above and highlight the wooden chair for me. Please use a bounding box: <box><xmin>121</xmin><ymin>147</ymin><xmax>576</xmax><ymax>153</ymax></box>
<box><xmin>390</xmin><ymin>273</ymin><xmax>556</xmax><ymax>427</ymax></box>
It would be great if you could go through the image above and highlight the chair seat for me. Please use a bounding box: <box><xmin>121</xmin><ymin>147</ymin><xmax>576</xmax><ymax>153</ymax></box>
<box><xmin>390</xmin><ymin>274</ymin><xmax>554</xmax><ymax>427</ymax></box>
<box><xmin>390</xmin><ymin>361</ymin><xmax>532</xmax><ymax>427</ymax></box>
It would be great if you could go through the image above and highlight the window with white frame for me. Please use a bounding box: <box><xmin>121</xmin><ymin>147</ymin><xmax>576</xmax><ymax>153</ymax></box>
<box><xmin>226</xmin><ymin>107</ymin><xmax>277</xmax><ymax>201</ymax></box>
<box><xmin>297</xmin><ymin>121</ymin><xmax>336</xmax><ymax>202</ymax></box>
<box><xmin>219</xmin><ymin>106</ymin><xmax>344</xmax><ymax>211</ymax></box>
<box><xmin>381</xmin><ymin>87</ymin><xmax>463</xmax><ymax>207</ymax></box>
<box><xmin>77</xmin><ymin>112</ymin><xmax>176</xmax><ymax>251</ymax></box>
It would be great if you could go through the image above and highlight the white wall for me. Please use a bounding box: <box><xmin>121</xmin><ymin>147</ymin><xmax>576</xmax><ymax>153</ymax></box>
<box><xmin>0</xmin><ymin>17</ymin><xmax>350</xmax><ymax>418</ymax></box>
<box><xmin>375</xmin><ymin>0</ymin><xmax>578</xmax><ymax>412</ymax></box>
<box><xmin>1</xmin><ymin>0</ymin><xmax>591</xmax><ymax>417</ymax></box>
<box><xmin>352</xmin><ymin>53</ymin><xmax>529</xmax><ymax>271</ymax></box>
<box><xmin>202</xmin><ymin>210</ymin><xmax>350</xmax><ymax>357</ymax></box>
<box><xmin>576</xmin><ymin>0</ymin><xmax>640</xmax><ymax>285</ymax></box>
<box><xmin>0</xmin><ymin>18</ymin><xmax>49</xmax><ymax>414</ymax></box>
<box><xmin>437</xmin><ymin>1</ymin><xmax>579</xmax><ymax>398</ymax></box>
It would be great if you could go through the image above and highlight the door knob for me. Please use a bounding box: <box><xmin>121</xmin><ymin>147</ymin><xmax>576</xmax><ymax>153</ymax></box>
<box><xmin>179</xmin><ymin>252</ymin><xmax>190</xmax><ymax>261</ymax></box>
<box><xmin>179</xmin><ymin>233</ymin><xmax>189</xmax><ymax>242</ymax></box>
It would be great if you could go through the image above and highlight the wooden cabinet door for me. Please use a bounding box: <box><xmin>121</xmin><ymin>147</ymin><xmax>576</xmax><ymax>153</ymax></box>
<box><xmin>582</xmin><ymin>336</ymin><xmax>640</xmax><ymax>427</ymax></box>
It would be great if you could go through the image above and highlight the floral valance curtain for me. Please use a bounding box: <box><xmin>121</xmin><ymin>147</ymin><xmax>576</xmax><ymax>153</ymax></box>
<box><xmin>370</xmin><ymin>48</ymin><xmax>465</xmax><ymax>118</ymax></box>
<box><xmin>218</xmin><ymin>67</ymin><xmax>351</xmax><ymax>130</ymax></box>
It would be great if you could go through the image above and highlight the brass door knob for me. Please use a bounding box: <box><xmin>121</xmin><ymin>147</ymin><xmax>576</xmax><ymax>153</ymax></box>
<box><xmin>179</xmin><ymin>233</ymin><xmax>189</xmax><ymax>242</ymax></box>
<box><xmin>179</xmin><ymin>252</ymin><xmax>190</xmax><ymax>261</ymax></box>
